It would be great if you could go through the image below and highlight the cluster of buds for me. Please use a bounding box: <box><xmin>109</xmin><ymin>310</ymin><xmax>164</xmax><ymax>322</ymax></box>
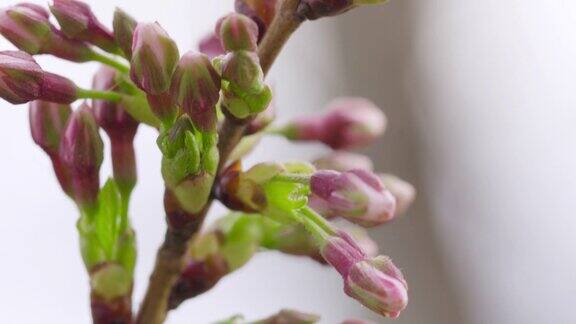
<box><xmin>216</xmin><ymin>13</ymin><xmax>272</xmax><ymax>119</ymax></box>
<box><xmin>1</xmin><ymin>0</ymin><xmax>407</xmax><ymax>322</ymax></box>
<box><xmin>0</xmin><ymin>2</ymin><xmax>113</xmax><ymax>62</ymax></box>
<box><xmin>276</xmin><ymin>98</ymin><xmax>386</xmax><ymax>149</ymax></box>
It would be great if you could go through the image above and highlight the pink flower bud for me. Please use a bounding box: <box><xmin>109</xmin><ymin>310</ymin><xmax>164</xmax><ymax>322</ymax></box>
<box><xmin>130</xmin><ymin>22</ymin><xmax>179</xmax><ymax>95</ymax></box>
<box><xmin>92</xmin><ymin>66</ymin><xmax>138</xmax><ymax>139</ymax></box>
<box><xmin>0</xmin><ymin>4</ymin><xmax>51</xmax><ymax>55</ymax></box>
<box><xmin>113</xmin><ymin>8</ymin><xmax>137</xmax><ymax>58</ymax></box>
<box><xmin>344</xmin><ymin>256</ymin><xmax>408</xmax><ymax>318</ymax></box>
<box><xmin>0</xmin><ymin>51</ymin><xmax>79</xmax><ymax>104</ymax></box>
<box><xmin>170</xmin><ymin>51</ymin><xmax>221</xmax><ymax>133</ymax></box>
<box><xmin>379</xmin><ymin>174</ymin><xmax>416</xmax><ymax>216</ymax></box>
<box><xmin>313</xmin><ymin>151</ymin><xmax>374</xmax><ymax>172</ymax></box>
<box><xmin>285</xmin><ymin>97</ymin><xmax>386</xmax><ymax>149</ymax></box>
<box><xmin>321</xmin><ymin>230</ymin><xmax>367</xmax><ymax>276</ymax></box>
<box><xmin>50</xmin><ymin>0</ymin><xmax>117</xmax><ymax>52</ymax></box>
<box><xmin>310</xmin><ymin>169</ymin><xmax>397</xmax><ymax>227</ymax></box>
<box><xmin>0</xmin><ymin>50</ymin><xmax>43</xmax><ymax>104</ymax></box>
<box><xmin>60</xmin><ymin>103</ymin><xmax>104</xmax><ymax>210</ymax></box>
<box><xmin>29</xmin><ymin>100</ymin><xmax>71</xmax><ymax>157</ymax></box>
<box><xmin>39</xmin><ymin>71</ymin><xmax>78</xmax><ymax>104</ymax></box>
<box><xmin>216</xmin><ymin>13</ymin><xmax>259</xmax><ymax>52</ymax></box>
<box><xmin>29</xmin><ymin>100</ymin><xmax>73</xmax><ymax>196</ymax></box>
<box><xmin>235</xmin><ymin>0</ymin><xmax>277</xmax><ymax>41</ymax></box>
<box><xmin>198</xmin><ymin>32</ymin><xmax>225</xmax><ymax>59</ymax></box>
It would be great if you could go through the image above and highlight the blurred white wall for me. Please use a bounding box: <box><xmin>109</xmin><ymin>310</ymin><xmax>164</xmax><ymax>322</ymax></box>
<box><xmin>337</xmin><ymin>1</ymin><xmax>576</xmax><ymax>324</ymax></box>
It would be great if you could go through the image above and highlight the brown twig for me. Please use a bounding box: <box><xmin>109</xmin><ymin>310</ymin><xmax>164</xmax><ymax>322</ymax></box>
<box><xmin>135</xmin><ymin>1</ymin><xmax>305</xmax><ymax>323</ymax></box>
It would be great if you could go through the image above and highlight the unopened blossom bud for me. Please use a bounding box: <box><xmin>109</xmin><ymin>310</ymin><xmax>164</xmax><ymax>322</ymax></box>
<box><xmin>0</xmin><ymin>4</ymin><xmax>95</xmax><ymax>62</ymax></box>
<box><xmin>310</xmin><ymin>169</ymin><xmax>396</xmax><ymax>227</ymax></box>
<box><xmin>93</xmin><ymin>66</ymin><xmax>139</xmax><ymax>196</ymax></box>
<box><xmin>113</xmin><ymin>8</ymin><xmax>137</xmax><ymax>58</ymax></box>
<box><xmin>221</xmin><ymin>51</ymin><xmax>272</xmax><ymax>119</ymax></box>
<box><xmin>379</xmin><ymin>174</ymin><xmax>416</xmax><ymax>216</ymax></box>
<box><xmin>0</xmin><ymin>4</ymin><xmax>51</xmax><ymax>55</ymax></box>
<box><xmin>39</xmin><ymin>71</ymin><xmax>78</xmax><ymax>104</ymax></box>
<box><xmin>321</xmin><ymin>231</ymin><xmax>366</xmax><ymax>276</ymax></box>
<box><xmin>198</xmin><ymin>32</ymin><xmax>225</xmax><ymax>59</ymax></box>
<box><xmin>282</xmin><ymin>98</ymin><xmax>386</xmax><ymax>149</ymax></box>
<box><xmin>60</xmin><ymin>103</ymin><xmax>104</xmax><ymax>211</ymax></box>
<box><xmin>171</xmin><ymin>51</ymin><xmax>221</xmax><ymax>133</ymax></box>
<box><xmin>216</xmin><ymin>13</ymin><xmax>259</xmax><ymax>52</ymax></box>
<box><xmin>29</xmin><ymin>100</ymin><xmax>73</xmax><ymax>196</ymax></box>
<box><xmin>130</xmin><ymin>22</ymin><xmax>179</xmax><ymax>95</ymax></box>
<box><xmin>235</xmin><ymin>0</ymin><xmax>277</xmax><ymax>41</ymax></box>
<box><xmin>50</xmin><ymin>0</ymin><xmax>118</xmax><ymax>52</ymax></box>
<box><xmin>297</xmin><ymin>0</ymin><xmax>386</xmax><ymax>20</ymax></box>
<box><xmin>344</xmin><ymin>256</ymin><xmax>408</xmax><ymax>318</ymax></box>
<box><xmin>313</xmin><ymin>151</ymin><xmax>374</xmax><ymax>172</ymax></box>
<box><xmin>0</xmin><ymin>50</ymin><xmax>42</xmax><ymax>104</ymax></box>
<box><xmin>222</xmin><ymin>51</ymin><xmax>264</xmax><ymax>94</ymax></box>
<box><xmin>0</xmin><ymin>51</ymin><xmax>78</xmax><ymax>104</ymax></box>
<box><xmin>258</xmin><ymin>309</ymin><xmax>320</xmax><ymax>324</ymax></box>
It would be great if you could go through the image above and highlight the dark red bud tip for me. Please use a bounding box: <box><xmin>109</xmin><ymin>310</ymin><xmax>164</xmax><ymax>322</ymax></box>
<box><xmin>39</xmin><ymin>72</ymin><xmax>78</xmax><ymax>104</ymax></box>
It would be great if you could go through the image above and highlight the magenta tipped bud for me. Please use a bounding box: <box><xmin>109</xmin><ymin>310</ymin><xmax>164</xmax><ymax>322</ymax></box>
<box><xmin>60</xmin><ymin>103</ymin><xmax>104</xmax><ymax>210</ymax></box>
<box><xmin>379</xmin><ymin>174</ymin><xmax>416</xmax><ymax>216</ymax></box>
<box><xmin>29</xmin><ymin>100</ymin><xmax>73</xmax><ymax>196</ymax></box>
<box><xmin>216</xmin><ymin>13</ymin><xmax>259</xmax><ymax>52</ymax></box>
<box><xmin>284</xmin><ymin>97</ymin><xmax>386</xmax><ymax>149</ymax></box>
<box><xmin>321</xmin><ymin>231</ymin><xmax>367</xmax><ymax>276</ymax></box>
<box><xmin>29</xmin><ymin>100</ymin><xmax>71</xmax><ymax>157</ymax></box>
<box><xmin>113</xmin><ymin>8</ymin><xmax>137</xmax><ymax>58</ymax></box>
<box><xmin>171</xmin><ymin>51</ymin><xmax>221</xmax><ymax>133</ymax></box>
<box><xmin>50</xmin><ymin>0</ymin><xmax>118</xmax><ymax>52</ymax></box>
<box><xmin>313</xmin><ymin>151</ymin><xmax>374</xmax><ymax>172</ymax></box>
<box><xmin>310</xmin><ymin>169</ymin><xmax>397</xmax><ymax>227</ymax></box>
<box><xmin>0</xmin><ymin>51</ymin><xmax>78</xmax><ymax>104</ymax></box>
<box><xmin>130</xmin><ymin>22</ymin><xmax>180</xmax><ymax>95</ymax></box>
<box><xmin>344</xmin><ymin>256</ymin><xmax>408</xmax><ymax>318</ymax></box>
<box><xmin>0</xmin><ymin>50</ymin><xmax>42</xmax><ymax>104</ymax></box>
<box><xmin>0</xmin><ymin>4</ymin><xmax>51</xmax><ymax>54</ymax></box>
<box><xmin>198</xmin><ymin>32</ymin><xmax>225</xmax><ymax>59</ymax></box>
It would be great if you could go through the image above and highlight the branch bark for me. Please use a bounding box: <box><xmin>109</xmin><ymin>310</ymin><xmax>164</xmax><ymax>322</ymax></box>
<box><xmin>136</xmin><ymin>1</ymin><xmax>305</xmax><ymax>323</ymax></box>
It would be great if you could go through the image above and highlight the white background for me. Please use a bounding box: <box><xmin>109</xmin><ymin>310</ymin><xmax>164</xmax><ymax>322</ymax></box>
<box><xmin>1</xmin><ymin>0</ymin><xmax>576</xmax><ymax>323</ymax></box>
